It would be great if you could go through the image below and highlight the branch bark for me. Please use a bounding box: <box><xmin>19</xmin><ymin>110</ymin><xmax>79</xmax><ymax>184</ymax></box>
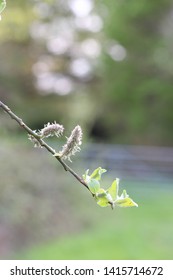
<box><xmin>0</xmin><ymin>100</ymin><xmax>89</xmax><ymax>191</ymax></box>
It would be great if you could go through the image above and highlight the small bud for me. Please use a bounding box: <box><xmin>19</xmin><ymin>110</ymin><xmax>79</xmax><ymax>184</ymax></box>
<box><xmin>28</xmin><ymin>131</ymin><xmax>41</xmax><ymax>148</ymax></box>
<box><xmin>58</xmin><ymin>125</ymin><xmax>82</xmax><ymax>162</ymax></box>
<box><xmin>39</xmin><ymin>122</ymin><xmax>64</xmax><ymax>138</ymax></box>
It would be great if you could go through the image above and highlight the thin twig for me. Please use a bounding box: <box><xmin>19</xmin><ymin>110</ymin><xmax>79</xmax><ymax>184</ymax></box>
<box><xmin>0</xmin><ymin>100</ymin><xmax>89</xmax><ymax>191</ymax></box>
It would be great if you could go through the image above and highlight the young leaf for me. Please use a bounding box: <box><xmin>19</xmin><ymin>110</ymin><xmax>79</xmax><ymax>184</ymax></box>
<box><xmin>87</xmin><ymin>178</ymin><xmax>100</xmax><ymax>194</ymax></box>
<box><xmin>90</xmin><ymin>167</ymin><xmax>107</xmax><ymax>181</ymax></box>
<box><xmin>96</xmin><ymin>188</ymin><xmax>107</xmax><ymax>198</ymax></box>
<box><xmin>96</xmin><ymin>191</ymin><xmax>109</xmax><ymax>207</ymax></box>
<box><xmin>82</xmin><ymin>168</ymin><xmax>105</xmax><ymax>194</ymax></box>
<box><xmin>115</xmin><ymin>197</ymin><xmax>138</xmax><ymax>208</ymax></box>
<box><xmin>97</xmin><ymin>196</ymin><xmax>110</xmax><ymax>207</ymax></box>
<box><xmin>107</xmin><ymin>178</ymin><xmax>119</xmax><ymax>201</ymax></box>
<box><xmin>96</xmin><ymin>189</ymin><xmax>113</xmax><ymax>207</ymax></box>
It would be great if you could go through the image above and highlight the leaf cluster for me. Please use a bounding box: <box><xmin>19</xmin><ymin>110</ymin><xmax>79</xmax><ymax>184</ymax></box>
<box><xmin>83</xmin><ymin>167</ymin><xmax>138</xmax><ymax>209</ymax></box>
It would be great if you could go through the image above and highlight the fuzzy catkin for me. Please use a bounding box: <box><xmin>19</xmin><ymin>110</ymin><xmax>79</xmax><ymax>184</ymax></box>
<box><xmin>59</xmin><ymin>125</ymin><xmax>82</xmax><ymax>161</ymax></box>
<box><xmin>40</xmin><ymin>122</ymin><xmax>64</xmax><ymax>138</ymax></box>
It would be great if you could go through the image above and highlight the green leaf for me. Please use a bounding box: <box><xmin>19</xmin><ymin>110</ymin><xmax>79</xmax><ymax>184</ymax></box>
<box><xmin>115</xmin><ymin>197</ymin><xmax>138</xmax><ymax>208</ymax></box>
<box><xmin>82</xmin><ymin>168</ymin><xmax>105</xmax><ymax>194</ymax></box>
<box><xmin>96</xmin><ymin>189</ymin><xmax>109</xmax><ymax>207</ymax></box>
<box><xmin>0</xmin><ymin>0</ymin><xmax>6</xmax><ymax>14</ymax></box>
<box><xmin>107</xmin><ymin>178</ymin><xmax>119</xmax><ymax>201</ymax></box>
<box><xmin>90</xmin><ymin>167</ymin><xmax>107</xmax><ymax>180</ymax></box>
<box><xmin>87</xmin><ymin>178</ymin><xmax>100</xmax><ymax>194</ymax></box>
<box><xmin>96</xmin><ymin>189</ymin><xmax>113</xmax><ymax>207</ymax></box>
<box><xmin>97</xmin><ymin>196</ymin><xmax>109</xmax><ymax>207</ymax></box>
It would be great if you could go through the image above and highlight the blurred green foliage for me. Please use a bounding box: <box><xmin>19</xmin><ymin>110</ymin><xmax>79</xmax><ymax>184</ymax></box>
<box><xmin>98</xmin><ymin>0</ymin><xmax>173</xmax><ymax>145</ymax></box>
<box><xmin>18</xmin><ymin>182</ymin><xmax>173</xmax><ymax>259</ymax></box>
<box><xmin>0</xmin><ymin>140</ymin><xmax>86</xmax><ymax>259</ymax></box>
<box><xmin>0</xmin><ymin>0</ymin><xmax>173</xmax><ymax>145</ymax></box>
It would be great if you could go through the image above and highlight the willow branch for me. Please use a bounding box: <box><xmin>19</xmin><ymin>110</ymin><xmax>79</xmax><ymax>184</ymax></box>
<box><xmin>0</xmin><ymin>100</ymin><xmax>89</xmax><ymax>191</ymax></box>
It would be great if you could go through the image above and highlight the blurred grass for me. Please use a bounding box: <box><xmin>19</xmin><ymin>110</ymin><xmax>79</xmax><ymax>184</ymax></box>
<box><xmin>17</xmin><ymin>180</ymin><xmax>173</xmax><ymax>260</ymax></box>
<box><xmin>1</xmin><ymin>136</ymin><xmax>173</xmax><ymax>259</ymax></box>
